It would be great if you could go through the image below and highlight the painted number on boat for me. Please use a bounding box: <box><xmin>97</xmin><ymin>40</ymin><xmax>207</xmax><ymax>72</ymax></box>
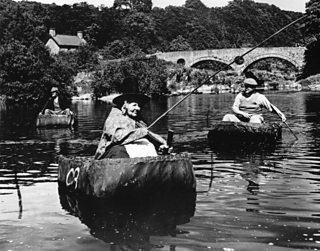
<box><xmin>66</xmin><ymin>167</ymin><xmax>80</xmax><ymax>190</ymax></box>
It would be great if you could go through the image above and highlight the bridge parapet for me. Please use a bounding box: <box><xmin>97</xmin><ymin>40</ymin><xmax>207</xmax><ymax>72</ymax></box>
<box><xmin>153</xmin><ymin>47</ymin><xmax>305</xmax><ymax>75</ymax></box>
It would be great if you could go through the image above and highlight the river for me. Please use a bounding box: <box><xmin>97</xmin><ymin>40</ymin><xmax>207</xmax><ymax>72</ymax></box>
<box><xmin>1</xmin><ymin>91</ymin><xmax>320</xmax><ymax>251</ymax></box>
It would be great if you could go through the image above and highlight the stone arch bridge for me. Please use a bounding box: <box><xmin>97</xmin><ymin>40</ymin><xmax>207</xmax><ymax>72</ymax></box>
<box><xmin>152</xmin><ymin>47</ymin><xmax>305</xmax><ymax>75</ymax></box>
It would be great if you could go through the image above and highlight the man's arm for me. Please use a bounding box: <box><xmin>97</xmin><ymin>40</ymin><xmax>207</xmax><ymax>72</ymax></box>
<box><xmin>136</xmin><ymin>121</ymin><xmax>169</xmax><ymax>151</ymax></box>
<box><xmin>270</xmin><ymin>103</ymin><xmax>286</xmax><ymax>122</ymax></box>
<box><xmin>259</xmin><ymin>95</ymin><xmax>286</xmax><ymax>122</ymax></box>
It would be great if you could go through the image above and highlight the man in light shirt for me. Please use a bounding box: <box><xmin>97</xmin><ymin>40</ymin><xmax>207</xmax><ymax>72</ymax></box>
<box><xmin>223</xmin><ymin>78</ymin><xmax>286</xmax><ymax>123</ymax></box>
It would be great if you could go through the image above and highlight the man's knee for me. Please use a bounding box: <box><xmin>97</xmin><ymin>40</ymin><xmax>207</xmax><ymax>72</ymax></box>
<box><xmin>105</xmin><ymin>145</ymin><xmax>129</xmax><ymax>159</ymax></box>
<box><xmin>250</xmin><ymin>115</ymin><xmax>263</xmax><ymax>123</ymax></box>
<box><xmin>63</xmin><ymin>108</ymin><xmax>71</xmax><ymax>115</ymax></box>
<box><xmin>44</xmin><ymin>109</ymin><xmax>52</xmax><ymax>115</ymax></box>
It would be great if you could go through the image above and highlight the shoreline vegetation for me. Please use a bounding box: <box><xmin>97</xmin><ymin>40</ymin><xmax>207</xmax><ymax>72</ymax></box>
<box><xmin>72</xmin><ymin>73</ymin><xmax>320</xmax><ymax>102</ymax></box>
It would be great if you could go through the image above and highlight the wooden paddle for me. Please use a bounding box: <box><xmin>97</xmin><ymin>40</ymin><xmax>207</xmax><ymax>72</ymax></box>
<box><xmin>271</xmin><ymin>104</ymin><xmax>298</xmax><ymax>140</ymax></box>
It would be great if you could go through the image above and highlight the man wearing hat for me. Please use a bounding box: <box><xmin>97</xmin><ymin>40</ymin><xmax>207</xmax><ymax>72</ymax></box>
<box><xmin>222</xmin><ymin>78</ymin><xmax>286</xmax><ymax>123</ymax></box>
<box><xmin>42</xmin><ymin>86</ymin><xmax>72</xmax><ymax>115</ymax></box>
<box><xmin>94</xmin><ymin>77</ymin><xmax>169</xmax><ymax>160</ymax></box>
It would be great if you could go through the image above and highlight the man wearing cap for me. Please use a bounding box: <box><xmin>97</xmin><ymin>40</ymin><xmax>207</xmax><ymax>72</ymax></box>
<box><xmin>94</xmin><ymin>78</ymin><xmax>170</xmax><ymax>160</ymax></box>
<box><xmin>222</xmin><ymin>78</ymin><xmax>286</xmax><ymax>123</ymax></box>
<box><xmin>42</xmin><ymin>86</ymin><xmax>72</xmax><ymax>115</ymax></box>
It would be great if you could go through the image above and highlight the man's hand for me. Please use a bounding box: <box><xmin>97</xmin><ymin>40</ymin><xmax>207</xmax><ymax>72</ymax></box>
<box><xmin>241</xmin><ymin>112</ymin><xmax>252</xmax><ymax>119</ymax></box>
<box><xmin>280</xmin><ymin>113</ymin><xmax>286</xmax><ymax>122</ymax></box>
<box><xmin>158</xmin><ymin>144</ymin><xmax>173</xmax><ymax>155</ymax></box>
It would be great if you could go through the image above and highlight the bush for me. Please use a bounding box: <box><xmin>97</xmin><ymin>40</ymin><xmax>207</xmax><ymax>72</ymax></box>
<box><xmin>0</xmin><ymin>39</ymin><xmax>74</xmax><ymax>104</ymax></box>
<box><xmin>91</xmin><ymin>55</ymin><xmax>170</xmax><ymax>98</ymax></box>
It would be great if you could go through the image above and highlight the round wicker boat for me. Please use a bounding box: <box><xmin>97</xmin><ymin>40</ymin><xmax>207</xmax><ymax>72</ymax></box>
<box><xmin>58</xmin><ymin>153</ymin><xmax>196</xmax><ymax>199</ymax></box>
<box><xmin>36</xmin><ymin>113</ymin><xmax>76</xmax><ymax>128</ymax></box>
<box><xmin>208</xmin><ymin>121</ymin><xmax>282</xmax><ymax>149</ymax></box>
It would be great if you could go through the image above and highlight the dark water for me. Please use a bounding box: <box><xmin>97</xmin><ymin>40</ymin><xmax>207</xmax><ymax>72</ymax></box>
<box><xmin>1</xmin><ymin>92</ymin><xmax>320</xmax><ymax>251</ymax></box>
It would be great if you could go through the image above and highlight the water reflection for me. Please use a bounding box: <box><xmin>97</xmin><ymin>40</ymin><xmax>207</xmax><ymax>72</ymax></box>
<box><xmin>35</xmin><ymin>127</ymin><xmax>74</xmax><ymax>140</ymax></box>
<box><xmin>210</xmin><ymin>139</ymin><xmax>280</xmax><ymax>156</ymax></box>
<box><xmin>13</xmin><ymin>168</ymin><xmax>23</xmax><ymax>219</ymax></box>
<box><xmin>194</xmin><ymin>148</ymin><xmax>320</xmax><ymax>250</ymax></box>
<box><xmin>58</xmin><ymin>186</ymin><xmax>196</xmax><ymax>250</ymax></box>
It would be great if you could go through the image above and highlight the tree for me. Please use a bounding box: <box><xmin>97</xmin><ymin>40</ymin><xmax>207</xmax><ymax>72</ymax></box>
<box><xmin>2</xmin><ymin>4</ymin><xmax>42</xmax><ymax>46</ymax></box>
<box><xmin>46</xmin><ymin>3</ymin><xmax>98</xmax><ymax>36</ymax></box>
<box><xmin>122</xmin><ymin>11</ymin><xmax>156</xmax><ymax>52</ymax></box>
<box><xmin>84</xmin><ymin>23</ymin><xmax>100</xmax><ymax>46</ymax></box>
<box><xmin>94</xmin><ymin>7</ymin><xmax>123</xmax><ymax>48</ymax></box>
<box><xmin>0</xmin><ymin>39</ymin><xmax>74</xmax><ymax>103</ymax></box>
<box><xmin>152</xmin><ymin>6</ymin><xmax>190</xmax><ymax>44</ymax></box>
<box><xmin>185</xmin><ymin>0</ymin><xmax>207</xmax><ymax>11</ymax></box>
<box><xmin>304</xmin><ymin>0</ymin><xmax>320</xmax><ymax>37</ymax></box>
<box><xmin>91</xmin><ymin>55</ymin><xmax>169</xmax><ymax>98</ymax></box>
<box><xmin>138</xmin><ymin>56</ymin><xmax>169</xmax><ymax>96</ymax></box>
<box><xmin>73</xmin><ymin>44</ymin><xmax>99</xmax><ymax>72</ymax></box>
<box><xmin>186</xmin><ymin>22</ymin><xmax>218</xmax><ymax>50</ymax></box>
<box><xmin>301</xmin><ymin>0</ymin><xmax>320</xmax><ymax>78</ymax></box>
<box><xmin>99</xmin><ymin>39</ymin><xmax>143</xmax><ymax>59</ymax></box>
<box><xmin>113</xmin><ymin>0</ymin><xmax>152</xmax><ymax>13</ymax></box>
<box><xmin>167</xmin><ymin>35</ymin><xmax>192</xmax><ymax>51</ymax></box>
<box><xmin>54</xmin><ymin>44</ymin><xmax>99</xmax><ymax>74</ymax></box>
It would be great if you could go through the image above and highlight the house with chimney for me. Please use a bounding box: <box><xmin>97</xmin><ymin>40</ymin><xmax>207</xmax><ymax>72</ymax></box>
<box><xmin>45</xmin><ymin>28</ymin><xmax>86</xmax><ymax>54</ymax></box>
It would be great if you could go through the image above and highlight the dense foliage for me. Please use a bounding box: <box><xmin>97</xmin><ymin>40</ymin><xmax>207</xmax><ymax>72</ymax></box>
<box><xmin>0</xmin><ymin>0</ymin><xmax>315</xmax><ymax>103</ymax></box>
<box><xmin>92</xmin><ymin>55</ymin><xmax>170</xmax><ymax>98</ymax></box>
<box><xmin>301</xmin><ymin>0</ymin><xmax>320</xmax><ymax>78</ymax></box>
<box><xmin>0</xmin><ymin>39</ymin><xmax>74</xmax><ymax>103</ymax></box>
<box><xmin>0</xmin><ymin>0</ymin><xmax>305</xmax><ymax>51</ymax></box>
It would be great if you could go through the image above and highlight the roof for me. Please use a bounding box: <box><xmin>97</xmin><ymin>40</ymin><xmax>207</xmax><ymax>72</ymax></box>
<box><xmin>51</xmin><ymin>35</ymin><xmax>86</xmax><ymax>47</ymax></box>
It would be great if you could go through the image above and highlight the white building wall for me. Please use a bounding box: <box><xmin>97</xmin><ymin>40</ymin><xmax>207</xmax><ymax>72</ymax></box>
<box><xmin>45</xmin><ymin>39</ymin><xmax>60</xmax><ymax>54</ymax></box>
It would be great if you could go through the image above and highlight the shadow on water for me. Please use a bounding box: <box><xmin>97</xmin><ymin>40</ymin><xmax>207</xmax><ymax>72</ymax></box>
<box><xmin>35</xmin><ymin>127</ymin><xmax>75</xmax><ymax>140</ymax></box>
<box><xmin>209</xmin><ymin>140</ymin><xmax>280</xmax><ymax>158</ymax></box>
<box><xmin>58</xmin><ymin>185</ymin><xmax>196</xmax><ymax>250</ymax></box>
<box><xmin>14</xmin><ymin>168</ymin><xmax>23</xmax><ymax>219</ymax></box>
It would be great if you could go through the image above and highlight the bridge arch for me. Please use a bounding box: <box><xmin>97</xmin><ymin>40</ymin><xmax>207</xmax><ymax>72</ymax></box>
<box><xmin>177</xmin><ymin>58</ymin><xmax>186</xmax><ymax>65</ymax></box>
<box><xmin>241</xmin><ymin>53</ymin><xmax>301</xmax><ymax>74</ymax></box>
<box><xmin>189</xmin><ymin>56</ymin><xmax>234</xmax><ymax>70</ymax></box>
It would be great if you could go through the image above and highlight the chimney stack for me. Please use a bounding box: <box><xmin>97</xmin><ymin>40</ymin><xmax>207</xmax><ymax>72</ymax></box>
<box><xmin>77</xmin><ymin>31</ymin><xmax>83</xmax><ymax>39</ymax></box>
<box><xmin>49</xmin><ymin>28</ymin><xmax>56</xmax><ymax>37</ymax></box>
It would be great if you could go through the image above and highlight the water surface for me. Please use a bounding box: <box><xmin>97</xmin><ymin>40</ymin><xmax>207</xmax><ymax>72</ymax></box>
<box><xmin>1</xmin><ymin>92</ymin><xmax>320</xmax><ymax>250</ymax></box>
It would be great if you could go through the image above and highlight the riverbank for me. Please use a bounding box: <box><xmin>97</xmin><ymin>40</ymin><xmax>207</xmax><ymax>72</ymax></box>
<box><xmin>71</xmin><ymin>73</ymin><xmax>320</xmax><ymax>102</ymax></box>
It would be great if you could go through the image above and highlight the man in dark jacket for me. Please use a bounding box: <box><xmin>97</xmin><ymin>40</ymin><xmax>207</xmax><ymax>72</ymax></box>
<box><xmin>43</xmin><ymin>86</ymin><xmax>72</xmax><ymax>115</ymax></box>
<box><xmin>94</xmin><ymin>78</ymin><xmax>169</xmax><ymax>159</ymax></box>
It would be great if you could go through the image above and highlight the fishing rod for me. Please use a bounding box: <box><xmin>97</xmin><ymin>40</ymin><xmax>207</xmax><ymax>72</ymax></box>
<box><xmin>147</xmin><ymin>14</ymin><xmax>307</xmax><ymax>129</ymax></box>
<box><xmin>40</xmin><ymin>97</ymin><xmax>52</xmax><ymax>115</ymax></box>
